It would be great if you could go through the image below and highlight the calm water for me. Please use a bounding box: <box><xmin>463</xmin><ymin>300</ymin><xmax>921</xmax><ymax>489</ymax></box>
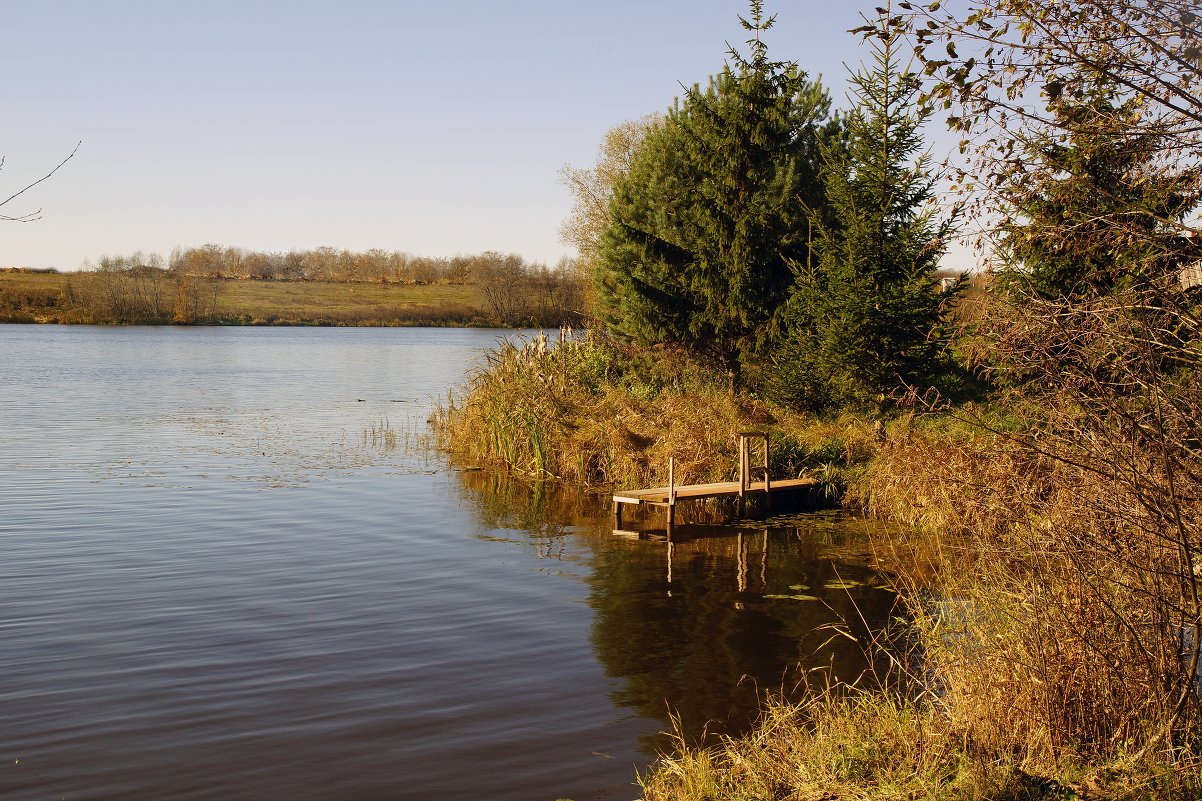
<box><xmin>0</xmin><ymin>325</ymin><xmax>894</xmax><ymax>801</ymax></box>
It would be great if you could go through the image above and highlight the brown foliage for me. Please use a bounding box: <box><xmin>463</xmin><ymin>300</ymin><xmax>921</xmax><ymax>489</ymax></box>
<box><xmin>862</xmin><ymin>284</ymin><xmax>1202</xmax><ymax>773</ymax></box>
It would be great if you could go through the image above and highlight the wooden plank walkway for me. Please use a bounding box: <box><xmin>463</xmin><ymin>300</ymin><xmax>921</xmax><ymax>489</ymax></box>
<box><xmin>614</xmin><ymin>477</ymin><xmax>818</xmax><ymax>506</ymax></box>
<box><xmin>612</xmin><ymin>432</ymin><xmax>820</xmax><ymax>536</ymax></box>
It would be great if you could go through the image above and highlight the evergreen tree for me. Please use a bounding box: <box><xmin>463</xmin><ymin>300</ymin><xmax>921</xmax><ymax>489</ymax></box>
<box><xmin>998</xmin><ymin>86</ymin><xmax>1199</xmax><ymax>299</ymax></box>
<box><xmin>773</xmin><ymin>17</ymin><xmax>955</xmax><ymax>410</ymax></box>
<box><xmin>594</xmin><ymin>1</ymin><xmax>838</xmax><ymax>383</ymax></box>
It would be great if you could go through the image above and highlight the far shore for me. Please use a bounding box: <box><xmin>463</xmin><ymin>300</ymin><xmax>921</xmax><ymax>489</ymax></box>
<box><xmin>0</xmin><ymin>269</ymin><xmax>576</xmax><ymax>329</ymax></box>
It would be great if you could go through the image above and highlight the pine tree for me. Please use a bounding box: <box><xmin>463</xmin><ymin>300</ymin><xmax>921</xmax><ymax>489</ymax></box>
<box><xmin>773</xmin><ymin>14</ymin><xmax>955</xmax><ymax>410</ymax></box>
<box><xmin>594</xmin><ymin>1</ymin><xmax>838</xmax><ymax>383</ymax></box>
<box><xmin>998</xmin><ymin>86</ymin><xmax>1199</xmax><ymax>299</ymax></box>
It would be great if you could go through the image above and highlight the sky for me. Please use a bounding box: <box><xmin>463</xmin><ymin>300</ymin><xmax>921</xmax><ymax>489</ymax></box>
<box><xmin>1</xmin><ymin>1</ymin><xmax>965</xmax><ymax>272</ymax></box>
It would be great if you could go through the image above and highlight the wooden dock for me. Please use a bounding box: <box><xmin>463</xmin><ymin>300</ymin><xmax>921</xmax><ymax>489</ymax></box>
<box><xmin>612</xmin><ymin>432</ymin><xmax>819</xmax><ymax>536</ymax></box>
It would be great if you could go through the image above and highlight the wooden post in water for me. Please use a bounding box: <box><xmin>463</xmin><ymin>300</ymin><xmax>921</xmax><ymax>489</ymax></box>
<box><xmin>735</xmin><ymin>432</ymin><xmax>772</xmax><ymax>515</ymax></box>
<box><xmin>763</xmin><ymin>432</ymin><xmax>771</xmax><ymax>511</ymax></box>
<box><xmin>737</xmin><ymin>434</ymin><xmax>748</xmax><ymax>516</ymax></box>
<box><xmin>667</xmin><ymin>456</ymin><xmax>676</xmax><ymax>536</ymax></box>
<box><xmin>735</xmin><ymin>432</ymin><xmax>745</xmax><ymax>490</ymax></box>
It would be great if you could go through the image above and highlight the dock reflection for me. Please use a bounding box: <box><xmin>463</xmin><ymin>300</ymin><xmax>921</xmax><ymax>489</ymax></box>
<box><xmin>452</xmin><ymin>468</ymin><xmax>898</xmax><ymax>752</ymax></box>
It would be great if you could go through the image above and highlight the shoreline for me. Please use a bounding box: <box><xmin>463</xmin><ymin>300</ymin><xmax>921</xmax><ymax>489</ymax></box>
<box><xmin>435</xmin><ymin>330</ymin><xmax>1202</xmax><ymax>800</ymax></box>
<box><xmin>0</xmin><ymin>269</ymin><xmax>579</xmax><ymax>329</ymax></box>
<box><xmin>0</xmin><ymin>317</ymin><xmax>522</xmax><ymax>328</ymax></box>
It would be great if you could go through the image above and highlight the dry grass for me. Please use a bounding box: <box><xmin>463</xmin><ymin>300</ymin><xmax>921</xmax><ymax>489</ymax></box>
<box><xmin>839</xmin><ymin>401</ymin><xmax>1202</xmax><ymax>792</ymax></box>
<box><xmin>0</xmin><ymin>269</ymin><xmax>69</xmax><ymax>322</ymax></box>
<box><xmin>360</xmin><ymin>418</ymin><xmax>399</xmax><ymax>454</ymax></box>
<box><xmin>637</xmin><ymin>399</ymin><xmax>1202</xmax><ymax>800</ymax></box>
<box><xmin>0</xmin><ymin>270</ymin><xmax>498</xmax><ymax>326</ymax></box>
<box><xmin>842</xmin><ymin>413</ymin><xmax>1034</xmax><ymax>585</ymax></box>
<box><xmin>211</xmin><ymin>278</ymin><xmax>486</xmax><ymax>325</ymax></box>
<box><xmin>432</xmin><ymin>331</ymin><xmax>736</xmax><ymax>486</ymax></box>
<box><xmin>431</xmin><ymin>331</ymin><xmax>880</xmax><ymax>492</ymax></box>
<box><xmin>640</xmin><ymin>686</ymin><xmax>1199</xmax><ymax>801</ymax></box>
<box><xmin>437</xmin><ymin>289</ymin><xmax>1202</xmax><ymax>800</ymax></box>
<box><xmin>640</xmin><ymin>689</ymin><xmax>1027</xmax><ymax>801</ymax></box>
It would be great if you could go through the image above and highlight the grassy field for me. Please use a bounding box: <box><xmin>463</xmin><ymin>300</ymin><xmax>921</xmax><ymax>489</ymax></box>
<box><xmin>0</xmin><ymin>269</ymin><xmax>492</xmax><ymax>325</ymax></box>
<box><xmin>0</xmin><ymin>270</ymin><xmax>68</xmax><ymax>322</ymax></box>
<box><xmin>209</xmin><ymin>277</ymin><xmax>485</xmax><ymax>325</ymax></box>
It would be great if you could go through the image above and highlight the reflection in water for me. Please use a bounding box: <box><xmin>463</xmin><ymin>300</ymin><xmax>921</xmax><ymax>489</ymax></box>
<box><xmin>3</xmin><ymin>325</ymin><xmax>896</xmax><ymax>800</ymax></box>
<box><xmin>457</xmin><ymin>466</ymin><xmax>606</xmax><ymax>541</ymax></box>
<box><xmin>453</xmin><ymin>469</ymin><xmax>897</xmax><ymax>755</ymax></box>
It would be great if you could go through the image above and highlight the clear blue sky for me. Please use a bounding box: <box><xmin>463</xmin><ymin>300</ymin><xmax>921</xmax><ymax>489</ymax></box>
<box><xmin>3</xmin><ymin>1</ymin><xmax>959</xmax><ymax>271</ymax></box>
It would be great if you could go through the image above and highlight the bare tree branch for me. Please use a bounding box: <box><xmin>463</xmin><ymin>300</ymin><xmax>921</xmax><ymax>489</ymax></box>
<box><xmin>0</xmin><ymin>141</ymin><xmax>81</xmax><ymax>222</ymax></box>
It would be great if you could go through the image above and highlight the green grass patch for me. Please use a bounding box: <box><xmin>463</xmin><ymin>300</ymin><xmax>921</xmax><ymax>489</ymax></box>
<box><xmin>211</xmin><ymin>278</ymin><xmax>486</xmax><ymax>325</ymax></box>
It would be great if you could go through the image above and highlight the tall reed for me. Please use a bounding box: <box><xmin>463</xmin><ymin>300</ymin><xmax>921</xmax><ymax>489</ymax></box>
<box><xmin>431</xmin><ymin>331</ymin><xmax>880</xmax><ymax>492</ymax></box>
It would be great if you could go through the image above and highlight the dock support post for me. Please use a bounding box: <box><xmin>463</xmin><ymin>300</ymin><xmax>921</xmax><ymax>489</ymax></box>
<box><xmin>739</xmin><ymin>435</ymin><xmax>749</xmax><ymax>493</ymax></box>
<box><xmin>667</xmin><ymin>456</ymin><xmax>676</xmax><ymax>536</ymax></box>
<box><xmin>613</xmin><ymin>500</ymin><xmax>623</xmax><ymax>533</ymax></box>
<box><xmin>737</xmin><ymin>435</ymin><xmax>747</xmax><ymax>516</ymax></box>
<box><xmin>763</xmin><ymin>432</ymin><xmax>771</xmax><ymax>511</ymax></box>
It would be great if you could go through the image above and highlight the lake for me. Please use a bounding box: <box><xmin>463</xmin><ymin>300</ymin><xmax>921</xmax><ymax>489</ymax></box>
<box><xmin>0</xmin><ymin>325</ymin><xmax>894</xmax><ymax>801</ymax></box>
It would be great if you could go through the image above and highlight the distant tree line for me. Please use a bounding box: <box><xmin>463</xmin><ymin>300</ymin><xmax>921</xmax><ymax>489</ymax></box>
<box><xmin>56</xmin><ymin>247</ymin><xmax>584</xmax><ymax>327</ymax></box>
<box><xmin>168</xmin><ymin>245</ymin><xmax>572</xmax><ymax>288</ymax></box>
<box><xmin>63</xmin><ymin>251</ymin><xmax>220</xmax><ymax>324</ymax></box>
<box><xmin>170</xmin><ymin>246</ymin><xmax>584</xmax><ymax>326</ymax></box>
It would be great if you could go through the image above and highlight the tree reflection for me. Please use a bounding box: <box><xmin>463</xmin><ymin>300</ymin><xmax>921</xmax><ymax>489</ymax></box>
<box><xmin>589</xmin><ymin>522</ymin><xmax>895</xmax><ymax>751</ymax></box>
<box><xmin>452</xmin><ymin>468</ymin><xmax>898</xmax><ymax>753</ymax></box>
